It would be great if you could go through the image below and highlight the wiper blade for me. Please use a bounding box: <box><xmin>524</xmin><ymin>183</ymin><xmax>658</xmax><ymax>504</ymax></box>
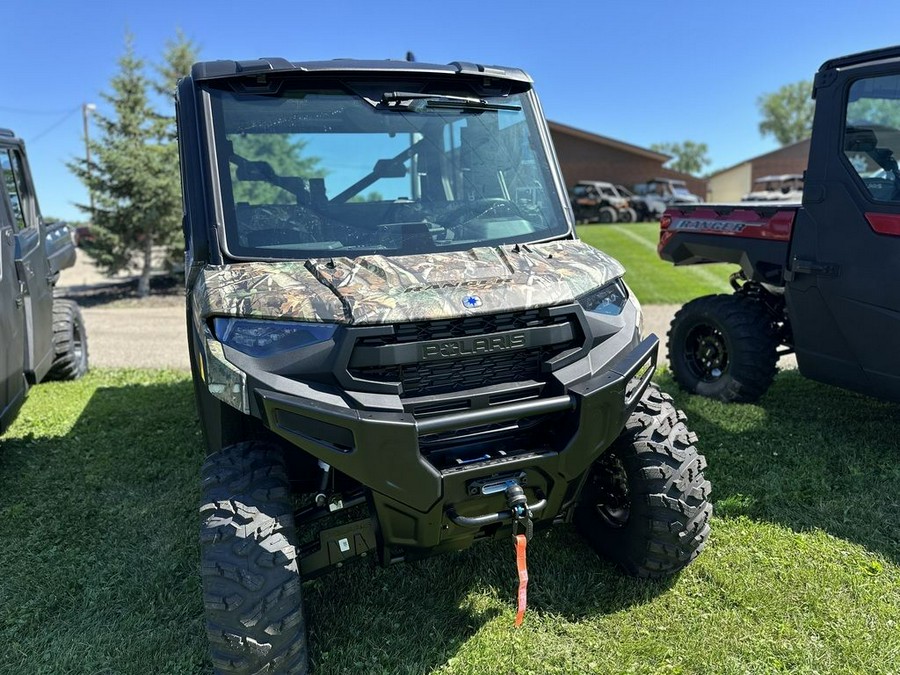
<box><xmin>380</xmin><ymin>91</ymin><xmax>521</xmax><ymax>112</ymax></box>
<box><xmin>382</xmin><ymin>91</ymin><xmax>479</xmax><ymax>104</ymax></box>
<box><xmin>424</xmin><ymin>99</ymin><xmax>521</xmax><ymax>111</ymax></box>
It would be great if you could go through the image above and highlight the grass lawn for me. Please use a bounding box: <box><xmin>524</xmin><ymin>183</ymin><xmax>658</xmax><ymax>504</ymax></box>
<box><xmin>578</xmin><ymin>223</ymin><xmax>734</xmax><ymax>304</ymax></box>
<box><xmin>2</xmin><ymin>369</ymin><xmax>899</xmax><ymax>674</ymax></box>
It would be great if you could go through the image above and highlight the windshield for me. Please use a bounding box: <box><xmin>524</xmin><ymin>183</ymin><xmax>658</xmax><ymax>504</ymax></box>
<box><xmin>205</xmin><ymin>79</ymin><xmax>569</xmax><ymax>259</ymax></box>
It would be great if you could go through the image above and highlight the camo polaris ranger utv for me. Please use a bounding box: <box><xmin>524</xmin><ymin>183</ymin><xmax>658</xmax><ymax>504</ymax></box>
<box><xmin>176</xmin><ymin>58</ymin><xmax>711</xmax><ymax>674</ymax></box>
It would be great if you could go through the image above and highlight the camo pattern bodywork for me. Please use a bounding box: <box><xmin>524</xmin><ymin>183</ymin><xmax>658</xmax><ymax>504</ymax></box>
<box><xmin>192</xmin><ymin>262</ymin><xmax>349</xmax><ymax>326</ymax></box>
<box><xmin>203</xmin><ymin>332</ymin><xmax>249</xmax><ymax>413</ymax></box>
<box><xmin>193</xmin><ymin>240</ymin><xmax>625</xmax><ymax>325</ymax></box>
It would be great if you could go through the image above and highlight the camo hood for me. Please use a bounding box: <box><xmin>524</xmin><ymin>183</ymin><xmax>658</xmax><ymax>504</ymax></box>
<box><xmin>193</xmin><ymin>240</ymin><xmax>626</xmax><ymax>325</ymax></box>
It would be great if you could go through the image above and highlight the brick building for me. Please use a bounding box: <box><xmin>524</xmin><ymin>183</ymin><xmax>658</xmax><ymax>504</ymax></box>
<box><xmin>547</xmin><ymin>121</ymin><xmax>707</xmax><ymax>197</ymax></box>
<box><xmin>706</xmin><ymin>138</ymin><xmax>811</xmax><ymax>202</ymax></box>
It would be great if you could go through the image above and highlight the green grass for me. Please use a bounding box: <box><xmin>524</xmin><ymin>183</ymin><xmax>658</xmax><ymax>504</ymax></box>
<box><xmin>578</xmin><ymin>223</ymin><xmax>734</xmax><ymax>304</ymax></box>
<box><xmin>2</xmin><ymin>369</ymin><xmax>899</xmax><ymax>674</ymax></box>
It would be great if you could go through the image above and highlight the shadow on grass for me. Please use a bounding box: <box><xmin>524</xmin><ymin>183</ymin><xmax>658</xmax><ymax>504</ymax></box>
<box><xmin>0</xmin><ymin>378</ymin><xmax>208</xmax><ymax>674</ymax></box>
<box><xmin>662</xmin><ymin>370</ymin><xmax>900</xmax><ymax>565</ymax></box>
<box><xmin>304</xmin><ymin>526</ymin><xmax>675</xmax><ymax>673</ymax></box>
<box><xmin>0</xmin><ymin>376</ymin><xmax>676</xmax><ymax>675</ymax></box>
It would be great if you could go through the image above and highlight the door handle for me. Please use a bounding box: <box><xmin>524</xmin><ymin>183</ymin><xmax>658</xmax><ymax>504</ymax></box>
<box><xmin>791</xmin><ymin>257</ymin><xmax>839</xmax><ymax>277</ymax></box>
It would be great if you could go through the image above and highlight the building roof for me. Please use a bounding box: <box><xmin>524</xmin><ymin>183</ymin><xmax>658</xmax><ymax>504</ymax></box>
<box><xmin>547</xmin><ymin>121</ymin><xmax>670</xmax><ymax>162</ymax></box>
<box><xmin>707</xmin><ymin>137</ymin><xmax>811</xmax><ymax>179</ymax></box>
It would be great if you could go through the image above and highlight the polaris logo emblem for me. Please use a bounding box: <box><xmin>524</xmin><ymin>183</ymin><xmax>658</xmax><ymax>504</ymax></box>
<box><xmin>462</xmin><ymin>294</ymin><xmax>483</xmax><ymax>309</ymax></box>
<box><xmin>421</xmin><ymin>333</ymin><xmax>528</xmax><ymax>360</ymax></box>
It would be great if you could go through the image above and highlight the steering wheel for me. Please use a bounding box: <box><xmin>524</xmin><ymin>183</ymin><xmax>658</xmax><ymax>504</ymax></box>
<box><xmin>245</xmin><ymin>226</ymin><xmax>308</xmax><ymax>247</ymax></box>
<box><xmin>443</xmin><ymin>198</ymin><xmax>526</xmax><ymax>228</ymax></box>
<box><xmin>862</xmin><ymin>176</ymin><xmax>900</xmax><ymax>201</ymax></box>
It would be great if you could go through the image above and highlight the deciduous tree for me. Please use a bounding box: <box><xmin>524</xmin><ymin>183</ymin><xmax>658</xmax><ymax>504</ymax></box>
<box><xmin>757</xmin><ymin>80</ymin><xmax>814</xmax><ymax>145</ymax></box>
<box><xmin>650</xmin><ymin>140</ymin><xmax>711</xmax><ymax>176</ymax></box>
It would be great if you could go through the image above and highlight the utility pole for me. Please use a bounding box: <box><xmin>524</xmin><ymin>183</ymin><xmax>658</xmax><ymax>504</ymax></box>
<box><xmin>82</xmin><ymin>103</ymin><xmax>96</xmax><ymax>218</ymax></box>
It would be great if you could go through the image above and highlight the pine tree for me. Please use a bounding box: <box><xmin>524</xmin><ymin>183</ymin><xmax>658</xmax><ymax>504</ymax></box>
<box><xmin>154</xmin><ymin>30</ymin><xmax>199</xmax><ymax>272</ymax></box>
<box><xmin>230</xmin><ymin>134</ymin><xmax>324</xmax><ymax>205</ymax></box>
<box><xmin>154</xmin><ymin>29</ymin><xmax>198</xmax><ymax>103</ymax></box>
<box><xmin>69</xmin><ymin>32</ymin><xmax>197</xmax><ymax>297</ymax></box>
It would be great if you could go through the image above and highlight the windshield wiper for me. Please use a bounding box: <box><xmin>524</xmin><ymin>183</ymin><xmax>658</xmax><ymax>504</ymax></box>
<box><xmin>380</xmin><ymin>91</ymin><xmax>521</xmax><ymax>112</ymax></box>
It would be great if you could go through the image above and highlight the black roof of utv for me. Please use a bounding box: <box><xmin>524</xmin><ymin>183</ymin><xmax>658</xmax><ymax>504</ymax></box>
<box><xmin>189</xmin><ymin>58</ymin><xmax>533</xmax><ymax>83</ymax></box>
<box><xmin>819</xmin><ymin>45</ymin><xmax>900</xmax><ymax>72</ymax></box>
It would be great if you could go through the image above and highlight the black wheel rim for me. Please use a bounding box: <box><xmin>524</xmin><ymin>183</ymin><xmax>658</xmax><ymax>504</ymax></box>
<box><xmin>590</xmin><ymin>453</ymin><xmax>630</xmax><ymax>528</ymax></box>
<box><xmin>684</xmin><ymin>322</ymin><xmax>728</xmax><ymax>382</ymax></box>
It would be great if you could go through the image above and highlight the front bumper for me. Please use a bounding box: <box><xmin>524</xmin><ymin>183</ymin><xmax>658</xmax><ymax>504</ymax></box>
<box><xmin>254</xmin><ymin>333</ymin><xmax>657</xmax><ymax>554</ymax></box>
<box><xmin>194</xmin><ymin>297</ymin><xmax>656</xmax><ymax>558</ymax></box>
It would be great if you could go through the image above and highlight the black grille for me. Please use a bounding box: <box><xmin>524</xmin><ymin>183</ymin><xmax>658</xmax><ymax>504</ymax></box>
<box><xmin>347</xmin><ymin>308</ymin><xmax>582</xmax><ymax>397</ymax></box>
<box><xmin>355</xmin><ymin>349</ymin><xmax>542</xmax><ymax>397</ymax></box>
<box><xmin>354</xmin><ymin>309</ymin><xmax>561</xmax><ymax>346</ymax></box>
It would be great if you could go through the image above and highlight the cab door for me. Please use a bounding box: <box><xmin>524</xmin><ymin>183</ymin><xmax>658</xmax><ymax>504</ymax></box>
<box><xmin>786</xmin><ymin>62</ymin><xmax>900</xmax><ymax>401</ymax></box>
<box><xmin>1</xmin><ymin>146</ymin><xmax>54</xmax><ymax>382</ymax></box>
<box><xmin>0</xmin><ymin>152</ymin><xmax>27</xmax><ymax>433</ymax></box>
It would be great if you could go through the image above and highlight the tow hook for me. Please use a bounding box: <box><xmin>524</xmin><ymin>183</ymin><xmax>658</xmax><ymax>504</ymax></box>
<box><xmin>446</xmin><ymin>481</ymin><xmax>546</xmax><ymax>528</ymax></box>
<box><xmin>505</xmin><ymin>483</ymin><xmax>534</xmax><ymax>540</ymax></box>
<box><xmin>446</xmin><ymin>482</ymin><xmax>537</xmax><ymax>625</ymax></box>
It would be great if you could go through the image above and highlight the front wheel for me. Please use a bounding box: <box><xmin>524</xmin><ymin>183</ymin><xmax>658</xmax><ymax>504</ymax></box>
<box><xmin>668</xmin><ymin>294</ymin><xmax>779</xmax><ymax>402</ymax></box>
<box><xmin>575</xmin><ymin>385</ymin><xmax>712</xmax><ymax>577</ymax></box>
<box><xmin>598</xmin><ymin>206</ymin><xmax>618</xmax><ymax>223</ymax></box>
<box><xmin>45</xmin><ymin>299</ymin><xmax>88</xmax><ymax>381</ymax></box>
<box><xmin>200</xmin><ymin>441</ymin><xmax>309</xmax><ymax>674</ymax></box>
<box><xmin>619</xmin><ymin>207</ymin><xmax>637</xmax><ymax>223</ymax></box>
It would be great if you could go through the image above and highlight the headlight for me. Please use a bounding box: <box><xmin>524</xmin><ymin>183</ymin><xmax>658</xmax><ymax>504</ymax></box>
<box><xmin>577</xmin><ymin>279</ymin><xmax>629</xmax><ymax>316</ymax></box>
<box><xmin>213</xmin><ymin>317</ymin><xmax>337</xmax><ymax>357</ymax></box>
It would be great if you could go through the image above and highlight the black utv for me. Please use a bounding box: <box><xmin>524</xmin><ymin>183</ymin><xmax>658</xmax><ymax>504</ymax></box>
<box><xmin>569</xmin><ymin>180</ymin><xmax>635</xmax><ymax>223</ymax></box>
<box><xmin>0</xmin><ymin>129</ymin><xmax>88</xmax><ymax>434</ymax></box>
<box><xmin>176</xmin><ymin>58</ymin><xmax>712</xmax><ymax>673</ymax></box>
<box><xmin>659</xmin><ymin>45</ymin><xmax>900</xmax><ymax>404</ymax></box>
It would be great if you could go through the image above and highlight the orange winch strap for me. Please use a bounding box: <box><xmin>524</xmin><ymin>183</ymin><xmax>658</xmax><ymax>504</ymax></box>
<box><xmin>514</xmin><ymin>533</ymin><xmax>528</xmax><ymax>627</ymax></box>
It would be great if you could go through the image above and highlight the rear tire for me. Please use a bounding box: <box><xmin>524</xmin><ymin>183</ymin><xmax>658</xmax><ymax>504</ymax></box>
<box><xmin>200</xmin><ymin>441</ymin><xmax>309</xmax><ymax>675</ymax></box>
<box><xmin>45</xmin><ymin>299</ymin><xmax>88</xmax><ymax>381</ymax></box>
<box><xmin>668</xmin><ymin>294</ymin><xmax>779</xmax><ymax>402</ymax></box>
<box><xmin>575</xmin><ymin>385</ymin><xmax>711</xmax><ymax>577</ymax></box>
<box><xmin>619</xmin><ymin>207</ymin><xmax>637</xmax><ymax>223</ymax></box>
<box><xmin>599</xmin><ymin>206</ymin><xmax>618</xmax><ymax>223</ymax></box>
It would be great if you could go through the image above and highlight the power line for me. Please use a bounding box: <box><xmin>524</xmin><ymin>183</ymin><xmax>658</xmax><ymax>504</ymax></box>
<box><xmin>27</xmin><ymin>106</ymin><xmax>82</xmax><ymax>144</ymax></box>
<box><xmin>0</xmin><ymin>105</ymin><xmax>81</xmax><ymax>115</ymax></box>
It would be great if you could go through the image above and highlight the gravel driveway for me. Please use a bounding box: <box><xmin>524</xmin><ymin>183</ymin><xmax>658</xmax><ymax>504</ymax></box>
<box><xmin>57</xmin><ymin>251</ymin><xmax>795</xmax><ymax>372</ymax></box>
<box><xmin>79</xmin><ymin>305</ymin><xmax>189</xmax><ymax>369</ymax></box>
<box><xmin>57</xmin><ymin>252</ymin><xmax>190</xmax><ymax>370</ymax></box>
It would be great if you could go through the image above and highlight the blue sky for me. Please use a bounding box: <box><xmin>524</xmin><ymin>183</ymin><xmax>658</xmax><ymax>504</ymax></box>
<box><xmin>5</xmin><ymin>0</ymin><xmax>898</xmax><ymax>221</ymax></box>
